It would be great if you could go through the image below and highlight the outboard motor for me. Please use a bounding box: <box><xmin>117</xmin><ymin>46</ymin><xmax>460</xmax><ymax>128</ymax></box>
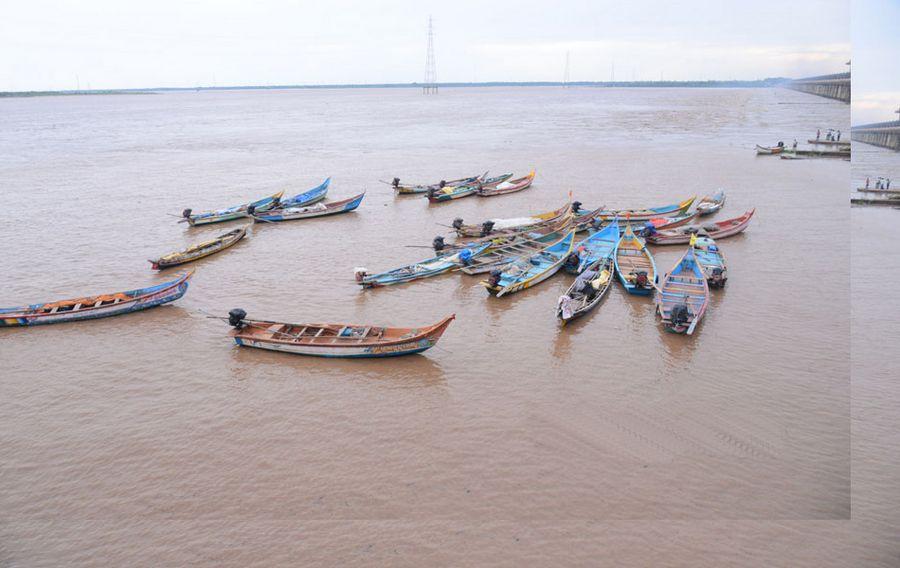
<box><xmin>452</xmin><ymin>218</ymin><xmax>464</xmax><ymax>231</ymax></box>
<box><xmin>777</xmin><ymin>141</ymin><xmax>784</xmax><ymax>148</ymax></box>
<box><xmin>354</xmin><ymin>267</ymin><xmax>368</xmax><ymax>283</ymax></box>
<box><xmin>590</xmin><ymin>217</ymin><xmax>603</xmax><ymax>230</ymax></box>
<box><xmin>228</xmin><ymin>308</ymin><xmax>247</xmax><ymax>329</ymax></box>
<box><xmin>432</xmin><ymin>236</ymin><xmax>446</xmax><ymax>252</ymax></box>
<box><xmin>710</xmin><ymin>267</ymin><xmax>726</xmax><ymax>288</ymax></box>
<box><xmin>564</xmin><ymin>252</ymin><xmax>580</xmax><ymax>271</ymax></box>
<box><xmin>182</xmin><ymin>208</ymin><xmax>192</xmax><ymax>219</ymax></box>
<box><xmin>702</xmin><ymin>224</ymin><xmax>718</xmax><ymax>233</ymax></box>
<box><xmin>683</xmin><ymin>226</ymin><xmax>699</xmax><ymax>234</ymax></box>
<box><xmin>480</xmin><ymin>220</ymin><xmax>495</xmax><ymax>236</ymax></box>
<box><xmin>671</xmin><ymin>303</ymin><xmax>690</xmax><ymax>327</ymax></box>
<box><xmin>392</xmin><ymin>177</ymin><xmax>400</xmax><ymax>188</ymax></box>
<box><xmin>439</xmin><ymin>180</ymin><xmax>447</xmax><ymax>188</ymax></box>
<box><xmin>635</xmin><ymin>271</ymin><xmax>649</xmax><ymax>288</ymax></box>
<box><xmin>572</xmin><ymin>201</ymin><xmax>582</xmax><ymax>213</ymax></box>
<box><xmin>427</xmin><ymin>188</ymin><xmax>436</xmax><ymax>199</ymax></box>
<box><xmin>458</xmin><ymin>248</ymin><xmax>473</xmax><ymax>266</ymax></box>
<box><xmin>247</xmin><ymin>204</ymin><xmax>256</xmax><ymax>216</ymax></box>
<box><xmin>488</xmin><ymin>269</ymin><xmax>503</xmax><ymax>288</ymax></box>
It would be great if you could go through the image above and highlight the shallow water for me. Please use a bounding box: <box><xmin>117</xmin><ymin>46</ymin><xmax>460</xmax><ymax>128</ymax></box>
<box><xmin>0</xmin><ymin>86</ymin><xmax>874</xmax><ymax>565</ymax></box>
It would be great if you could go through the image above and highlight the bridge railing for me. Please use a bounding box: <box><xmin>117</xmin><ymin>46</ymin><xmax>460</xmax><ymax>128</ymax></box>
<box><xmin>852</xmin><ymin>120</ymin><xmax>900</xmax><ymax>130</ymax></box>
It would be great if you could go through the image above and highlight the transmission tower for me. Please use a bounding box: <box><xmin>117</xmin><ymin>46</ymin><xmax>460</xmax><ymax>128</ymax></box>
<box><xmin>563</xmin><ymin>51</ymin><xmax>570</xmax><ymax>87</ymax></box>
<box><xmin>424</xmin><ymin>17</ymin><xmax>437</xmax><ymax>94</ymax></box>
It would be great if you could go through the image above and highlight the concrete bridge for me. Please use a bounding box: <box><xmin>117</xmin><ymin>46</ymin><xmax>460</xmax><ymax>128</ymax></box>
<box><xmin>852</xmin><ymin>120</ymin><xmax>900</xmax><ymax>150</ymax></box>
<box><xmin>785</xmin><ymin>72</ymin><xmax>850</xmax><ymax>103</ymax></box>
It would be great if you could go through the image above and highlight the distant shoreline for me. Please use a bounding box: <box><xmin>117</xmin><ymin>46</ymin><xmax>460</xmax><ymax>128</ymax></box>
<box><xmin>0</xmin><ymin>79</ymin><xmax>789</xmax><ymax>98</ymax></box>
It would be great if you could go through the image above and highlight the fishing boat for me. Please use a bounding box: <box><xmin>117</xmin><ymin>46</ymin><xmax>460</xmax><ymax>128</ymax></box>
<box><xmin>279</xmin><ymin>177</ymin><xmax>330</xmax><ymax>208</ymax></box>
<box><xmin>150</xmin><ymin>225</ymin><xmax>248</xmax><ymax>269</ymax></box>
<box><xmin>692</xmin><ymin>235</ymin><xmax>728</xmax><ymax>288</ymax></box>
<box><xmin>453</xmin><ymin>201</ymin><xmax>572</xmax><ymax>237</ymax></box>
<box><xmin>181</xmin><ymin>191</ymin><xmax>284</xmax><ymax>226</ymax></box>
<box><xmin>0</xmin><ymin>272</ymin><xmax>193</xmax><ymax>327</ymax></box>
<box><xmin>696</xmin><ymin>190</ymin><xmax>726</xmax><ymax>216</ymax></box>
<box><xmin>477</xmin><ymin>171</ymin><xmax>536</xmax><ymax>197</ymax></box>
<box><xmin>646</xmin><ymin>209</ymin><xmax>755</xmax><ymax>245</ymax></box>
<box><xmin>576</xmin><ymin>197</ymin><xmax>696</xmax><ymax>223</ymax></box>
<box><xmin>434</xmin><ymin>214</ymin><xmax>572</xmax><ymax>254</ymax></box>
<box><xmin>356</xmin><ymin>243</ymin><xmax>490</xmax><ymax>288</ymax></box>
<box><xmin>459</xmin><ymin>229</ymin><xmax>565</xmax><ymax>275</ymax></box>
<box><xmin>557</xmin><ymin>257</ymin><xmax>615</xmax><ymax>324</ymax></box>
<box><xmin>481</xmin><ymin>231</ymin><xmax>575</xmax><ymax>297</ymax></box>
<box><xmin>756</xmin><ymin>144</ymin><xmax>785</xmax><ymax>155</ymax></box>
<box><xmin>564</xmin><ymin>217</ymin><xmax>619</xmax><ymax>274</ymax></box>
<box><xmin>227</xmin><ymin>309</ymin><xmax>454</xmax><ymax>358</ymax></box>
<box><xmin>388</xmin><ymin>173</ymin><xmax>487</xmax><ymax>195</ymax></box>
<box><xmin>427</xmin><ymin>181</ymin><xmax>481</xmax><ymax>202</ymax></box>
<box><xmin>782</xmin><ymin>149</ymin><xmax>849</xmax><ymax>158</ymax></box>
<box><xmin>253</xmin><ymin>192</ymin><xmax>365</xmax><ymax>222</ymax></box>
<box><xmin>614</xmin><ymin>222</ymin><xmax>657</xmax><ymax>296</ymax></box>
<box><xmin>656</xmin><ymin>247</ymin><xmax>710</xmax><ymax>335</ymax></box>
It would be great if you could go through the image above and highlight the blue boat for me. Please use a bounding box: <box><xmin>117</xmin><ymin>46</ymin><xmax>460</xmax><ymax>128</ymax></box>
<box><xmin>615</xmin><ymin>223</ymin><xmax>657</xmax><ymax>295</ymax></box>
<box><xmin>482</xmin><ymin>231</ymin><xmax>575</xmax><ymax>297</ymax></box>
<box><xmin>565</xmin><ymin>217</ymin><xmax>620</xmax><ymax>274</ymax></box>
<box><xmin>691</xmin><ymin>235</ymin><xmax>728</xmax><ymax>287</ymax></box>
<box><xmin>656</xmin><ymin>247</ymin><xmax>710</xmax><ymax>335</ymax></box>
<box><xmin>254</xmin><ymin>192</ymin><xmax>364</xmax><ymax>222</ymax></box>
<box><xmin>356</xmin><ymin>243</ymin><xmax>491</xmax><ymax>288</ymax></box>
<box><xmin>279</xmin><ymin>177</ymin><xmax>330</xmax><ymax>208</ymax></box>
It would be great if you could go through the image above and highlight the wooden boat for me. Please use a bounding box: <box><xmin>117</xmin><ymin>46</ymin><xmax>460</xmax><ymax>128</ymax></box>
<box><xmin>646</xmin><ymin>209</ymin><xmax>755</xmax><ymax>245</ymax></box>
<box><xmin>427</xmin><ymin>181</ymin><xmax>480</xmax><ymax>202</ymax></box>
<box><xmin>453</xmin><ymin>201</ymin><xmax>572</xmax><ymax>237</ymax></box>
<box><xmin>389</xmin><ymin>173</ymin><xmax>487</xmax><ymax>195</ymax></box>
<box><xmin>756</xmin><ymin>144</ymin><xmax>785</xmax><ymax>155</ymax></box>
<box><xmin>356</xmin><ymin>242</ymin><xmax>490</xmax><ymax>288</ymax></box>
<box><xmin>150</xmin><ymin>225</ymin><xmax>248</xmax><ymax>269</ymax></box>
<box><xmin>692</xmin><ymin>235</ymin><xmax>727</xmax><ymax>288</ymax></box>
<box><xmin>808</xmin><ymin>139</ymin><xmax>849</xmax><ymax>146</ymax></box>
<box><xmin>576</xmin><ymin>197</ymin><xmax>696</xmax><ymax>223</ymax></box>
<box><xmin>481</xmin><ymin>231</ymin><xmax>575</xmax><ymax>297</ymax></box>
<box><xmin>253</xmin><ymin>192</ymin><xmax>365</xmax><ymax>222</ymax></box>
<box><xmin>227</xmin><ymin>309</ymin><xmax>454</xmax><ymax>358</ymax></box>
<box><xmin>855</xmin><ymin>187</ymin><xmax>900</xmax><ymax>195</ymax></box>
<box><xmin>615</xmin><ymin>222</ymin><xmax>657</xmax><ymax>296</ymax></box>
<box><xmin>696</xmin><ymin>190</ymin><xmax>725</xmax><ymax>216</ymax></box>
<box><xmin>182</xmin><ymin>191</ymin><xmax>284</xmax><ymax>226</ymax></box>
<box><xmin>279</xmin><ymin>177</ymin><xmax>330</xmax><ymax>208</ymax></box>
<box><xmin>557</xmin><ymin>257</ymin><xmax>614</xmax><ymax>324</ymax></box>
<box><xmin>0</xmin><ymin>272</ymin><xmax>193</xmax><ymax>327</ymax></box>
<box><xmin>459</xmin><ymin>229</ymin><xmax>564</xmax><ymax>275</ymax></box>
<box><xmin>782</xmin><ymin>148</ymin><xmax>850</xmax><ymax>159</ymax></box>
<box><xmin>564</xmin><ymin>217</ymin><xmax>619</xmax><ymax>274</ymax></box>
<box><xmin>435</xmin><ymin>214</ymin><xmax>573</xmax><ymax>254</ymax></box>
<box><xmin>656</xmin><ymin>247</ymin><xmax>710</xmax><ymax>335</ymax></box>
<box><xmin>477</xmin><ymin>171</ymin><xmax>535</xmax><ymax>197</ymax></box>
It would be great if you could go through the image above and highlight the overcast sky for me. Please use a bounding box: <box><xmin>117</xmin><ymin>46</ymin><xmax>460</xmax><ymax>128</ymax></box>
<box><xmin>852</xmin><ymin>0</ymin><xmax>900</xmax><ymax>125</ymax></box>
<box><xmin>0</xmin><ymin>0</ymin><xmax>849</xmax><ymax>92</ymax></box>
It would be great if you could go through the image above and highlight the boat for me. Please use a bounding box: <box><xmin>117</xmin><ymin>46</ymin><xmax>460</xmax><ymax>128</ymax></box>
<box><xmin>696</xmin><ymin>190</ymin><xmax>726</xmax><ymax>216</ymax></box>
<box><xmin>0</xmin><ymin>272</ymin><xmax>193</xmax><ymax>327</ymax></box>
<box><xmin>453</xmin><ymin>201</ymin><xmax>572</xmax><ymax>237</ymax></box>
<box><xmin>279</xmin><ymin>178</ymin><xmax>330</xmax><ymax>208</ymax></box>
<box><xmin>253</xmin><ymin>192</ymin><xmax>365</xmax><ymax>222</ymax></box>
<box><xmin>646</xmin><ymin>209</ymin><xmax>755</xmax><ymax>245</ymax></box>
<box><xmin>477</xmin><ymin>171</ymin><xmax>536</xmax><ymax>197</ymax></box>
<box><xmin>807</xmin><ymin>139</ymin><xmax>850</xmax><ymax>146</ymax></box>
<box><xmin>481</xmin><ymin>231</ymin><xmax>575</xmax><ymax>297</ymax></box>
<box><xmin>389</xmin><ymin>173</ymin><xmax>486</xmax><ymax>195</ymax></box>
<box><xmin>434</xmin><ymin>214</ymin><xmax>573</xmax><ymax>254</ymax></box>
<box><xmin>227</xmin><ymin>309</ymin><xmax>454</xmax><ymax>358</ymax></box>
<box><xmin>355</xmin><ymin>243</ymin><xmax>491</xmax><ymax>288</ymax></box>
<box><xmin>756</xmin><ymin>144</ymin><xmax>785</xmax><ymax>155</ymax></box>
<box><xmin>181</xmin><ymin>191</ymin><xmax>284</xmax><ymax>226</ymax></box>
<box><xmin>855</xmin><ymin>187</ymin><xmax>900</xmax><ymax>195</ymax></box>
<box><xmin>150</xmin><ymin>225</ymin><xmax>248</xmax><ymax>269</ymax></box>
<box><xmin>459</xmin><ymin>228</ymin><xmax>565</xmax><ymax>275</ymax></box>
<box><xmin>782</xmin><ymin>149</ymin><xmax>849</xmax><ymax>158</ymax></box>
<box><xmin>576</xmin><ymin>197</ymin><xmax>696</xmax><ymax>223</ymax></box>
<box><xmin>614</xmin><ymin>222</ymin><xmax>657</xmax><ymax>296</ymax></box>
<box><xmin>427</xmin><ymin>181</ymin><xmax>480</xmax><ymax>202</ymax></box>
<box><xmin>564</xmin><ymin>217</ymin><xmax>619</xmax><ymax>274</ymax></box>
<box><xmin>656</xmin><ymin>247</ymin><xmax>710</xmax><ymax>335</ymax></box>
<box><xmin>556</xmin><ymin>257</ymin><xmax>615</xmax><ymax>324</ymax></box>
<box><xmin>692</xmin><ymin>234</ymin><xmax>728</xmax><ymax>288</ymax></box>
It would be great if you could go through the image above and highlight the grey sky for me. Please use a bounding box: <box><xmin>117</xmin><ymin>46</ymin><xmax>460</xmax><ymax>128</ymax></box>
<box><xmin>0</xmin><ymin>0</ymin><xmax>849</xmax><ymax>91</ymax></box>
<box><xmin>852</xmin><ymin>0</ymin><xmax>900</xmax><ymax>124</ymax></box>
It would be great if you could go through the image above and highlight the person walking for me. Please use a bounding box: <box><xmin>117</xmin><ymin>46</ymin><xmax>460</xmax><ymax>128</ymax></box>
<box><xmin>837</xmin><ymin>130</ymin><xmax>841</xmax><ymax>141</ymax></box>
<box><xmin>816</xmin><ymin>129</ymin><xmax>821</xmax><ymax>141</ymax></box>
<box><xmin>866</xmin><ymin>177</ymin><xmax>870</xmax><ymax>189</ymax></box>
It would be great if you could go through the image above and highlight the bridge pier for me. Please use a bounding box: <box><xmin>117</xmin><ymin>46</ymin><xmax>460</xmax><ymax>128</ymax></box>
<box><xmin>785</xmin><ymin>72</ymin><xmax>850</xmax><ymax>103</ymax></box>
<box><xmin>851</xmin><ymin>121</ymin><xmax>900</xmax><ymax>151</ymax></box>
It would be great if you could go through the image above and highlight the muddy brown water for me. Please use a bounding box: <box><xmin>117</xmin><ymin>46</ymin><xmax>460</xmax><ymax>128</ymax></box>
<box><xmin>1</xmin><ymin>87</ymin><xmax>892</xmax><ymax>565</ymax></box>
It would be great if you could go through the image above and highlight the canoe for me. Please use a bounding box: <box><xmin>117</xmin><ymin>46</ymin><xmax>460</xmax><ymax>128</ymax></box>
<box><xmin>389</xmin><ymin>173</ymin><xmax>487</xmax><ymax>195</ymax></box>
<box><xmin>656</xmin><ymin>247</ymin><xmax>710</xmax><ymax>335</ymax></box>
<box><xmin>481</xmin><ymin>231</ymin><xmax>575</xmax><ymax>297</ymax></box>
<box><xmin>435</xmin><ymin>214</ymin><xmax>573</xmax><ymax>254</ymax></box>
<box><xmin>756</xmin><ymin>144</ymin><xmax>785</xmax><ymax>155</ymax></box>
<box><xmin>279</xmin><ymin>177</ymin><xmax>330</xmax><ymax>208</ymax></box>
<box><xmin>614</xmin><ymin>222</ymin><xmax>657</xmax><ymax>296</ymax></box>
<box><xmin>564</xmin><ymin>217</ymin><xmax>619</xmax><ymax>274</ymax></box>
<box><xmin>477</xmin><ymin>171</ymin><xmax>535</xmax><ymax>197</ymax></box>
<box><xmin>356</xmin><ymin>242</ymin><xmax>490</xmax><ymax>288</ymax></box>
<box><xmin>459</xmin><ymin>228</ymin><xmax>565</xmax><ymax>275</ymax></box>
<box><xmin>182</xmin><ymin>191</ymin><xmax>284</xmax><ymax>226</ymax></box>
<box><xmin>557</xmin><ymin>257</ymin><xmax>615</xmax><ymax>324</ymax></box>
<box><xmin>575</xmin><ymin>197</ymin><xmax>696</xmax><ymax>223</ymax></box>
<box><xmin>696</xmin><ymin>190</ymin><xmax>726</xmax><ymax>216</ymax></box>
<box><xmin>227</xmin><ymin>310</ymin><xmax>454</xmax><ymax>358</ymax></box>
<box><xmin>150</xmin><ymin>225</ymin><xmax>248</xmax><ymax>269</ymax></box>
<box><xmin>453</xmin><ymin>201</ymin><xmax>572</xmax><ymax>237</ymax></box>
<box><xmin>646</xmin><ymin>209</ymin><xmax>755</xmax><ymax>245</ymax></box>
<box><xmin>692</xmin><ymin>235</ymin><xmax>728</xmax><ymax>288</ymax></box>
<box><xmin>253</xmin><ymin>192</ymin><xmax>365</xmax><ymax>222</ymax></box>
<box><xmin>427</xmin><ymin>181</ymin><xmax>480</xmax><ymax>202</ymax></box>
<box><xmin>0</xmin><ymin>272</ymin><xmax>193</xmax><ymax>327</ymax></box>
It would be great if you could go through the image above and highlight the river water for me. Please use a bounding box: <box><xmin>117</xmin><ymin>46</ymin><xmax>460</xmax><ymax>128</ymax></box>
<box><xmin>0</xmin><ymin>87</ymin><xmax>888</xmax><ymax>565</ymax></box>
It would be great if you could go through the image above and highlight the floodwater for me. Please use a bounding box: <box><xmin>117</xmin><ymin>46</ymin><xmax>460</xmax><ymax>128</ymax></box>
<box><xmin>0</xmin><ymin>86</ymin><xmax>882</xmax><ymax>565</ymax></box>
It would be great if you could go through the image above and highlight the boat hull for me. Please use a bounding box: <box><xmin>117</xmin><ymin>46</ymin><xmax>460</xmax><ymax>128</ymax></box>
<box><xmin>255</xmin><ymin>193</ymin><xmax>364</xmax><ymax>222</ymax></box>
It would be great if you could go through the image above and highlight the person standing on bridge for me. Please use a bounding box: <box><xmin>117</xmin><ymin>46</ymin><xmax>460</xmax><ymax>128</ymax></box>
<box><xmin>817</xmin><ymin>129</ymin><xmax>821</xmax><ymax>141</ymax></box>
<box><xmin>837</xmin><ymin>130</ymin><xmax>841</xmax><ymax>141</ymax></box>
<box><xmin>866</xmin><ymin>177</ymin><xmax>870</xmax><ymax>189</ymax></box>
<box><xmin>792</xmin><ymin>139</ymin><xmax>798</xmax><ymax>150</ymax></box>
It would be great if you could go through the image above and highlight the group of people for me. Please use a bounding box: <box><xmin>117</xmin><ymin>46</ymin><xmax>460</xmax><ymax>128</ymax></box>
<box><xmin>864</xmin><ymin>177</ymin><xmax>892</xmax><ymax>190</ymax></box>
<box><xmin>816</xmin><ymin>128</ymin><xmax>841</xmax><ymax>142</ymax></box>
